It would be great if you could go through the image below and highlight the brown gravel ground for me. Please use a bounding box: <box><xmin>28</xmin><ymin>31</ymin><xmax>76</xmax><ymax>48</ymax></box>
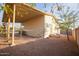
<box><xmin>0</xmin><ymin>35</ymin><xmax>79</xmax><ymax>56</ymax></box>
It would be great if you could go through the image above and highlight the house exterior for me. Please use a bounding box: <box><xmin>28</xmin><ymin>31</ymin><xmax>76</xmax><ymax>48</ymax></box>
<box><xmin>2</xmin><ymin>3</ymin><xmax>60</xmax><ymax>39</ymax></box>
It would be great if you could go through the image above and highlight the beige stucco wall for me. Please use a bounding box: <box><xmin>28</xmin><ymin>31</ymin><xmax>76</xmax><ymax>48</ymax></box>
<box><xmin>51</xmin><ymin>17</ymin><xmax>60</xmax><ymax>35</ymax></box>
<box><xmin>22</xmin><ymin>15</ymin><xmax>44</xmax><ymax>38</ymax></box>
<box><xmin>44</xmin><ymin>15</ymin><xmax>60</xmax><ymax>38</ymax></box>
<box><xmin>44</xmin><ymin>15</ymin><xmax>52</xmax><ymax>38</ymax></box>
<box><xmin>22</xmin><ymin>15</ymin><xmax>60</xmax><ymax>38</ymax></box>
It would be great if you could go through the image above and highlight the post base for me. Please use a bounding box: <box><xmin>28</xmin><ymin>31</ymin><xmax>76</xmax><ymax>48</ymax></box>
<box><xmin>10</xmin><ymin>43</ymin><xmax>15</xmax><ymax>46</ymax></box>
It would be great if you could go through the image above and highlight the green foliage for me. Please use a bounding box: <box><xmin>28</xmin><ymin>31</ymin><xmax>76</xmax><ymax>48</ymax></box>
<box><xmin>0</xmin><ymin>4</ymin><xmax>13</xmax><ymax>36</ymax></box>
<box><xmin>0</xmin><ymin>26</ymin><xmax>4</xmax><ymax>32</ymax></box>
<box><xmin>0</xmin><ymin>25</ymin><xmax>6</xmax><ymax>36</ymax></box>
<box><xmin>4</xmin><ymin>5</ymin><xmax>13</xmax><ymax>14</ymax></box>
<box><xmin>0</xmin><ymin>4</ymin><xmax>13</xmax><ymax>17</ymax></box>
<box><xmin>59</xmin><ymin>21</ymin><xmax>72</xmax><ymax>31</ymax></box>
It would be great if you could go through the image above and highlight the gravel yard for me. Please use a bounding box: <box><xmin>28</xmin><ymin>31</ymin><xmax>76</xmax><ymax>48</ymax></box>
<box><xmin>0</xmin><ymin>36</ymin><xmax>79</xmax><ymax>56</ymax></box>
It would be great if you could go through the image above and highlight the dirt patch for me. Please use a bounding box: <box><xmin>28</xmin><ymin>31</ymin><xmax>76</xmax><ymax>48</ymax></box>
<box><xmin>0</xmin><ymin>36</ymin><xmax>79</xmax><ymax>56</ymax></box>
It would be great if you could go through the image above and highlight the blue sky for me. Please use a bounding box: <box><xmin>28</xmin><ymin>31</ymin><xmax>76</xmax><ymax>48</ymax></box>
<box><xmin>36</xmin><ymin>3</ymin><xmax>79</xmax><ymax>14</ymax></box>
<box><xmin>36</xmin><ymin>3</ymin><xmax>53</xmax><ymax>12</ymax></box>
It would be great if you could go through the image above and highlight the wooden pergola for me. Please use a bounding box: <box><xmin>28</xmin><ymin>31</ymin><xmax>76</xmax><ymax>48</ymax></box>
<box><xmin>3</xmin><ymin>3</ymin><xmax>58</xmax><ymax>46</ymax></box>
<box><xmin>3</xmin><ymin>3</ymin><xmax>45</xmax><ymax>46</ymax></box>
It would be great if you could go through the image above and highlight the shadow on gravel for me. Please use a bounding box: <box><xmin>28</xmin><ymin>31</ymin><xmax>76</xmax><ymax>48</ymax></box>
<box><xmin>0</xmin><ymin>38</ymin><xmax>79</xmax><ymax>56</ymax></box>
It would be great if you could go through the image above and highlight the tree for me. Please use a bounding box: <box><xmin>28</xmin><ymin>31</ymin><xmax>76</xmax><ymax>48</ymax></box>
<box><xmin>43</xmin><ymin>3</ymin><xmax>79</xmax><ymax>40</ymax></box>
<box><xmin>58</xmin><ymin>6</ymin><xmax>79</xmax><ymax>40</ymax></box>
<box><xmin>0</xmin><ymin>4</ymin><xmax>13</xmax><ymax>40</ymax></box>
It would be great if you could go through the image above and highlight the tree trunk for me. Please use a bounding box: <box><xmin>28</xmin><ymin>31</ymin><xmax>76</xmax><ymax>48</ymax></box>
<box><xmin>66</xmin><ymin>29</ymin><xmax>69</xmax><ymax>40</ymax></box>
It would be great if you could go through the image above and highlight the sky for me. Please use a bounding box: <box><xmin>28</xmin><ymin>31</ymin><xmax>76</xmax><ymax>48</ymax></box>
<box><xmin>0</xmin><ymin>3</ymin><xmax>79</xmax><ymax>27</ymax></box>
<box><xmin>36</xmin><ymin>3</ymin><xmax>79</xmax><ymax>15</ymax></box>
<box><xmin>36</xmin><ymin>3</ymin><xmax>79</xmax><ymax>28</ymax></box>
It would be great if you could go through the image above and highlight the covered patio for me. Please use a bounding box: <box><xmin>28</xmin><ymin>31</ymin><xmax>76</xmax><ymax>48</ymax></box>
<box><xmin>0</xmin><ymin>3</ymin><xmax>79</xmax><ymax>56</ymax></box>
<box><xmin>2</xmin><ymin>3</ymin><xmax>47</xmax><ymax>46</ymax></box>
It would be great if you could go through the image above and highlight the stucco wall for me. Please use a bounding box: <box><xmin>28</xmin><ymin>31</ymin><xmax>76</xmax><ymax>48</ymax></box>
<box><xmin>22</xmin><ymin>15</ymin><xmax>60</xmax><ymax>38</ymax></box>
<box><xmin>22</xmin><ymin>15</ymin><xmax>44</xmax><ymax>37</ymax></box>
<box><xmin>44</xmin><ymin>15</ymin><xmax>60</xmax><ymax>38</ymax></box>
<box><xmin>51</xmin><ymin>17</ymin><xmax>60</xmax><ymax>35</ymax></box>
<box><xmin>44</xmin><ymin>15</ymin><xmax>52</xmax><ymax>38</ymax></box>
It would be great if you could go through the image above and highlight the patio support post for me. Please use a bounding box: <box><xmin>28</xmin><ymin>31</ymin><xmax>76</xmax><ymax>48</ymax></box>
<box><xmin>7</xmin><ymin>17</ymin><xmax>10</xmax><ymax>41</ymax></box>
<box><xmin>11</xmin><ymin>4</ymin><xmax>16</xmax><ymax>46</ymax></box>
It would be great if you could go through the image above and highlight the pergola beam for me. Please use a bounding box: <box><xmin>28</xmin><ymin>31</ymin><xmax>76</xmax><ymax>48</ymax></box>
<box><xmin>7</xmin><ymin>17</ymin><xmax>10</xmax><ymax>41</ymax></box>
<box><xmin>11</xmin><ymin>4</ymin><xmax>16</xmax><ymax>46</ymax></box>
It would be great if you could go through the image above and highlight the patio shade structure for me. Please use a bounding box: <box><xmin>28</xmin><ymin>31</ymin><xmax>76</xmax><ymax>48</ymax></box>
<box><xmin>2</xmin><ymin>3</ymin><xmax>59</xmax><ymax>46</ymax></box>
<box><xmin>3</xmin><ymin>4</ymin><xmax>47</xmax><ymax>22</ymax></box>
